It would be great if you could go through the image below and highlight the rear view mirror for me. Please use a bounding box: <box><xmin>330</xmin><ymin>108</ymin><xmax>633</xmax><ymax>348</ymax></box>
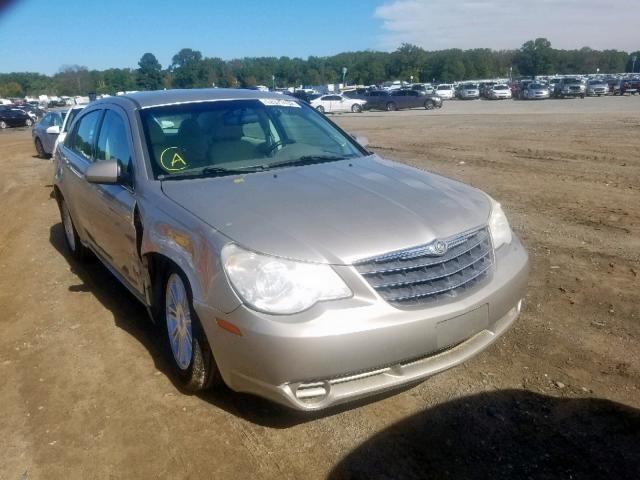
<box><xmin>46</xmin><ymin>125</ymin><xmax>60</xmax><ymax>135</ymax></box>
<box><xmin>85</xmin><ymin>159</ymin><xmax>119</xmax><ymax>184</ymax></box>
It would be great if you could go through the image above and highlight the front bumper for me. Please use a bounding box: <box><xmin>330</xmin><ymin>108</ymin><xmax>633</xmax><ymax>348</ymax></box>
<box><xmin>561</xmin><ymin>89</ymin><xmax>584</xmax><ymax>96</ymax></box>
<box><xmin>196</xmin><ymin>236</ymin><xmax>529</xmax><ymax>411</ymax></box>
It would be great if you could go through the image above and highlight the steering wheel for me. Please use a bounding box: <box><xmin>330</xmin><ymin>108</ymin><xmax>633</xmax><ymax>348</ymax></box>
<box><xmin>265</xmin><ymin>138</ymin><xmax>295</xmax><ymax>156</ymax></box>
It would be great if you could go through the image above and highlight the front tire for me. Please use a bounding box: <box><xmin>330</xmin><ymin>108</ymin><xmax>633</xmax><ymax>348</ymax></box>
<box><xmin>315</xmin><ymin>105</ymin><xmax>325</xmax><ymax>114</ymax></box>
<box><xmin>424</xmin><ymin>100</ymin><xmax>435</xmax><ymax>110</ymax></box>
<box><xmin>351</xmin><ymin>103</ymin><xmax>362</xmax><ymax>113</ymax></box>
<box><xmin>162</xmin><ymin>268</ymin><xmax>220</xmax><ymax>392</ymax></box>
<box><xmin>25</xmin><ymin>118</ymin><xmax>33</xmax><ymax>127</ymax></box>
<box><xmin>0</xmin><ymin>121</ymin><xmax>7</xmax><ymax>129</ymax></box>
<box><xmin>386</xmin><ymin>102</ymin><xmax>396</xmax><ymax>112</ymax></box>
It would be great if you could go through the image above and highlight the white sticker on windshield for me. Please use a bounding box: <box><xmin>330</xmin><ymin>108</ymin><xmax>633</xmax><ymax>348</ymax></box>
<box><xmin>259</xmin><ymin>98</ymin><xmax>301</xmax><ymax>108</ymax></box>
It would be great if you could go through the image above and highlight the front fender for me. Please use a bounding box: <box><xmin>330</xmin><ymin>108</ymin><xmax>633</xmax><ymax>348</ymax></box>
<box><xmin>140</xmin><ymin>216</ymin><xmax>241</xmax><ymax>315</ymax></box>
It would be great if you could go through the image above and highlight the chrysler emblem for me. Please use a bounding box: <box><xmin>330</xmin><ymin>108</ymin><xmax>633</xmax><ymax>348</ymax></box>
<box><xmin>433</xmin><ymin>240</ymin><xmax>448</xmax><ymax>256</ymax></box>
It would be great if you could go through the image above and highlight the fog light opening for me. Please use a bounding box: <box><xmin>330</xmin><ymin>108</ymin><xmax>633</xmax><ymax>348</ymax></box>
<box><xmin>294</xmin><ymin>381</ymin><xmax>331</xmax><ymax>404</ymax></box>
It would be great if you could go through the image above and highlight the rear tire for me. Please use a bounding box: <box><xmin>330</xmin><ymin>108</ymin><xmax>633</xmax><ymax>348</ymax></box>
<box><xmin>386</xmin><ymin>102</ymin><xmax>396</xmax><ymax>112</ymax></box>
<box><xmin>0</xmin><ymin>121</ymin><xmax>6</xmax><ymax>129</ymax></box>
<box><xmin>161</xmin><ymin>267</ymin><xmax>221</xmax><ymax>392</ymax></box>
<box><xmin>35</xmin><ymin>138</ymin><xmax>47</xmax><ymax>158</ymax></box>
<box><xmin>351</xmin><ymin>103</ymin><xmax>362</xmax><ymax>113</ymax></box>
<box><xmin>59</xmin><ymin>197</ymin><xmax>89</xmax><ymax>261</ymax></box>
<box><xmin>25</xmin><ymin>118</ymin><xmax>33</xmax><ymax>127</ymax></box>
<box><xmin>315</xmin><ymin>105</ymin><xmax>325</xmax><ymax>114</ymax></box>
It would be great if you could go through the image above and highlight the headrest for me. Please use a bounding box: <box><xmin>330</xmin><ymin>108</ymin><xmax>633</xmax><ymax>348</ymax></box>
<box><xmin>147</xmin><ymin>120</ymin><xmax>165</xmax><ymax>145</ymax></box>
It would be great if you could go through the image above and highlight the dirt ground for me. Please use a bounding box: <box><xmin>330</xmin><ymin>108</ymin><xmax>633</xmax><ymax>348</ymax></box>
<box><xmin>1</xmin><ymin>97</ymin><xmax>639</xmax><ymax>480</ymax></box>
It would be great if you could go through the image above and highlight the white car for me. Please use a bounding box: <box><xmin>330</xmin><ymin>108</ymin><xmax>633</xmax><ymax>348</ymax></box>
<box><xmin>52</xmin><ymin>104</ymin><xmax>86</xmax><ymax>156</ymax></box>
<box><xmin>310</xmin><ymin>94</ymin><xmax>366</xmax><ymax>113</ymax></box>
<box><xmin>488</xmin><ymin>84</ymin><xmax>512</xmax><ymax>99</ymax></box>
<box><xmin>435</xmin><ymin>84</ymin><xmax>455</xmax><ymax>100</ymax></box>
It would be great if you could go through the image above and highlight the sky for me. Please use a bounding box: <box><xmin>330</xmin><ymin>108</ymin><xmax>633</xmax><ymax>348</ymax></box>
<box><xmin>0</xmin><ymin>0</ymin><xmax>638</xmax><ymax>74</ymax></box>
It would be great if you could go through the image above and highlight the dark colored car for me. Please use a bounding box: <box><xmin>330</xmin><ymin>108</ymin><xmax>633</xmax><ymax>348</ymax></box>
<box><xmin>352</xmin><ymin>89</ymin><xmax>442</xmax><ymax>111</ymax></box>
<box><xmin>0</xmin><ymin>107</ymin><xmax>33</xmax><ymax>129</ymax></box>
<box><xmin>617</xmin><ymin>77</ymin><xmax>640</xmax><ymax>95</ymax></box>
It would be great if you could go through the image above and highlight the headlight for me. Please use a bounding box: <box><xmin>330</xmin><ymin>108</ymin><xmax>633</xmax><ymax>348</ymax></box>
<box><xmin>488</xmin><ymin>198</ymin><xmax>512</xmax><ymax>250</ymax></box>
<box><xmin>221</xmin><ymin>244</ymin><xmax>352</xmax><ymax>315</ymax></box>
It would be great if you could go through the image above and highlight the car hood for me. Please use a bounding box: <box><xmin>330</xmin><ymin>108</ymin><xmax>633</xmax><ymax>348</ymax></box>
<box><xmin>160</xmin><ymin>155</ymin><xmax>491</xmax><ymax>265</ymax></box>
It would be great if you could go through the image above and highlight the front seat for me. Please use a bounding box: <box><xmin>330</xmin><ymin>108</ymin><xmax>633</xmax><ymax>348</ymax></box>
<box><xmin>208</xmin><ymin>123</ymin><xmax>260</xmax><ymax>165</ymax></box>
<box><xmin>177</xmin><ymin>118</ymin><xmax>208</xmax><ymax>166</ymax></box>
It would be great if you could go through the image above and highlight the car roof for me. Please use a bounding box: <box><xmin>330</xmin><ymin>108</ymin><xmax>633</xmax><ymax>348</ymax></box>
<box><xmin>110</xmin><ymin>88</ymin><xmax>289</xmax><ymax>109</ymax></box>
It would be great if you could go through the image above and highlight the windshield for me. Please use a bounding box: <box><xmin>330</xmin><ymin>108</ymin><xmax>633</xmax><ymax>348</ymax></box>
<box><xmin>140</xmin><ymin>98</ymin><xmax>366</xmax><ymax>179</ymax></box>
<box><xmin>493</xmin><ymin>85</ymin><xmax>509</xmax><ymax>90</ymax></box>
<box><xmin>436</xmin><ymin>85</ymin><xmax>450</xmax><ymax>90</ymax></box>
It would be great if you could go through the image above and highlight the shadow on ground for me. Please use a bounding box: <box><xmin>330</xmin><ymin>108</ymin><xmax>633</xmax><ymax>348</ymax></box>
<box><xmin>50</xmin><ymin>222</ymin><xmax>400</xmax><ymax>427</ymax></box>
<box><xmin>329</xmin><ymin>389</ymin><xmax>640</xmax><ymax>480</ymax></box>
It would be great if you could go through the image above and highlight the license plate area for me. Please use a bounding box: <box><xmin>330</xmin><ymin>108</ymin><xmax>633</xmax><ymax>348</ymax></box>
<box><xmin>436</xmin><ymin>304</ymin><xmax>489</xmax><ymax>350</ymax></box>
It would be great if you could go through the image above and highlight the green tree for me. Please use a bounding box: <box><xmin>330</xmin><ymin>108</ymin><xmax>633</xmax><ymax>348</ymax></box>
<box><xmin>54</xmin><ymin>65</ymin><xmax>94</xmax><ymax>95</ymax></box>
<box><xmin>137</xmin><ymin>53</ymin><xmax>163</xmax><ymax>91</ymax></box>
<box><xmin>515</xmin><ymin>38</ymin><xmax>554</xmax><ymax>76</ymax></box>
<box><xmin>0</xmin><ymin>81</ymin><xmax>23</xmax><ymax>97</ymax></box>
<box><xmin>171</xmin><ymin>48</ymin><xmax>208</xmax><ymax>88</ymax></box>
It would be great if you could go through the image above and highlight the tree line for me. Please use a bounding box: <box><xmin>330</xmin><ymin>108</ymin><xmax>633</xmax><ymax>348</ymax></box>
<box><xmin>1</xmin><ymin>39</ymin><xmax>638</xmax><ymax>98</ymax></box>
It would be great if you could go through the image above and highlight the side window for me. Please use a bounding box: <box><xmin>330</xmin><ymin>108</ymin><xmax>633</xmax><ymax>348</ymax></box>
<box><xmin>41</xmin><ymin>113</ymin><xmax>52</xmax><ymax>126</ymax></box>
<box><xmin>71</xmin><ymin>110</ymin><xmax>102</xmax><ymax>161</ymax></box>
<box><xmin>96</xmin><ymin>110</ymin><xmax>133</xmax><ymax>185</ymax></box>
<box><xmin>52</xmin><ymin>113</ymin><xmax>63</xmax><ymax>127</ymax></box>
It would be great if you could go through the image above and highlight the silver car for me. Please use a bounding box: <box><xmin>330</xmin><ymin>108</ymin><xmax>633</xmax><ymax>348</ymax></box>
<box><xmin>53</xmin><ymin>89</ymin><xmax>529</xmax><ymax>411</ymax></box>
<box><xmin>458</xmin><ymin>84</ymin><xmax>480</xmax><ymax>100</ymax></box>
<box><xmin>32</xmin><ymin>108</ymin><xmax>67</xmax><ymax>157</ymax></box>
<box><xmin>522</xmin><ymin>83</ymin><xmax>550</xmax><ymax>100</ymax></box>
<box><xmin>33</xmin><ymin>105</ymin><xmax>84</xmax><ymax>158</ymax></box>
<box><xmin>586</xmin><ymin>79</ymin><xmax>609</xmax><ymax>96</ymax></box>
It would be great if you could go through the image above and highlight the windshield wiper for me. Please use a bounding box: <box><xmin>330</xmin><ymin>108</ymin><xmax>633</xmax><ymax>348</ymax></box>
<box><xmin>265</xmin><ymin>154</ymin><xmax>352</xmax><ymax>170</ymax></box>
<box><xmin>158</xmin><ymin>165</ymin><xmax>264</xmax><ymax>181</ymax></box>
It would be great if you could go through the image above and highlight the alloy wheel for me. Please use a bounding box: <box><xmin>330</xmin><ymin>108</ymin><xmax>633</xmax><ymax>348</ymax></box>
<box><xmin>165</xmin><ymin>273</ymin><xmax>193</xmax><ymax>371</ymax></box>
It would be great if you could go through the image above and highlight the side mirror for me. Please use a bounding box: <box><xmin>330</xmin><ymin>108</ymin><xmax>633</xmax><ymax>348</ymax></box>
<box><xmin>46</xmin><ymin>125</ymin><xmax>60</xmax><ymax>135</ymax></box>
<box><xmin>85</xmin><ymin>159</ymin><xmax>119</xmax><ymax>184</ymax></box>
<box><xmin>351</xmin><ymin>134</ymin><xmax>369</xmax><ymax>148</ymax></box>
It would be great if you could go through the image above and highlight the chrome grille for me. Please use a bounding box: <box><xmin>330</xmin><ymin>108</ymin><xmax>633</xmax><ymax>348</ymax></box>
<box><xmin>355</xmin><ymin>227</ymin><xmax>493</xmax><ymax>306</ymax></box>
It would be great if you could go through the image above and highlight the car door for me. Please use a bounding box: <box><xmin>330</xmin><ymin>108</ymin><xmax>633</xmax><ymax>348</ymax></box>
<box><xmin>322</xmin><ymin>95</ymin><xmax>336</xmax><ymax>112</ymax></box>
<box><xmin>58</xmin><ymin>108</ymin><xmax>104</xmax><ymax>243</ymax></box>
<box><xmin>84</xmin><ymin>107</ymin><xmax>144</xmax><ymax>294</ymax></box>
<box><xmin>43</xmin><ymin>112</ymin><xmax>63</xmax><ymax>153</ymax></box>
<box><xmin>334</xmin><ymin>95</ymin><xmax>348</xmax><ymax>112</ymax></box>
<box><xmin>405</xmin><ymin>90</ymin><xmax>421</xmax><ymax>108</ymax></box>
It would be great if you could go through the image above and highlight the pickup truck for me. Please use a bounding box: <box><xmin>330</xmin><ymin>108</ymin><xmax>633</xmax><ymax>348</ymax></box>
<box><xmin>553</xmin><ymin>78</ymin><xmax>586</xmax><ymax>99</ymax></box>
